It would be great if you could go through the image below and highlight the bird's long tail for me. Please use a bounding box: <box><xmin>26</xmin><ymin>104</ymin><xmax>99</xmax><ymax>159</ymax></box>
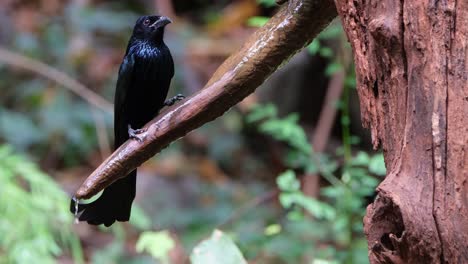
<box><xmin>70</xmin><ymin>170</ymin><xmax>136</xmax><ymax>227</ymax></box>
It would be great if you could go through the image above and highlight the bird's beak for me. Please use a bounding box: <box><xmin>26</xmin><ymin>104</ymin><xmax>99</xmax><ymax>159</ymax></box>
<box><xmin>150</xmin><ymin>16</ymin><xmax>172</xmax><ymax>29</ymax></box>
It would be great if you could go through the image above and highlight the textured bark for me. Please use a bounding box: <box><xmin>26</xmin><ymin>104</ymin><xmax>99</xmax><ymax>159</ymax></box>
<box><xmin>334</xmin><ymin>0</ymin><xmax>468</xmax><ymax>263</ymax></box>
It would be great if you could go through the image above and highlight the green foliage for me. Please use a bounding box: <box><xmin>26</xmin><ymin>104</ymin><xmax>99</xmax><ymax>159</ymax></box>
<box><xmin>129</xmin><ymin>204</ymin><xmax>153</xmax><ymax>230</ymax></box>
<box><xmin>0</xmin><ymin>88</ymin><xmax>110</xmax><ymax>167</ymax></box>
<box><xmin>246</xmin><ymin>103</ymin><xmax>386</xmax><ymax>263</ymax></box>
<box><xmin>257</xmin><ymin>0</ymin><xmax>277</xmax><ymax>7</ymax></box>
<box><xmin>190</xmin><ymin>230</ymin><xmax>247</xmax><ymax>264</ymax></box>
<box><xmin>277</xmin><ymin>170</ymin><xmax>336</xmax><ymax>220</ymax></box>
<box><xmin>247</xmin><ymin>104</ymin><xmax>313</xmax><ymax>171</ymax></box>
<box><xmin>264</xmin><ymin>224</ymin><xmax>282</xmax><ymax>236</ymax></box>
<box><xmin>136</xmin><ymin>231</ymin><xmax>175</xmax><ymax>264</ymax></box>
<box><xmin>247</xmin><ymin>16</ymin><xmax>270</xmax><ymax>27</ymax></box>
<box><xmin>306</xmin><ymin>21</ymin><xmax>344</xmax><ymax>57</ymax></box>
<box><xmin>0</xmin><ymin>145</ymin><xmax>83</xmax><ymax>264</ymax></box>
<box><xmin>259</xmin><ymin>113</ymin><xmax>310</xmax><ymax>154</ymax></box>
<box><xmin>247</xmin><ymin>0</ymin><xmax>277</xmax><ymax>27</ymax></box>
<box><xmin>0</xmin><ymin>3</ymin><xmax>134</xmax><ymax>169</ymax></box>
<box><xmin>90</xmin><ymin>224</ymin><xmax>127</xmax><ymax>263</ymax></box>
<box><xmin>306</xmin><ymin>21</ymin><xmax>348</xmax><ymax>82</ymax></box>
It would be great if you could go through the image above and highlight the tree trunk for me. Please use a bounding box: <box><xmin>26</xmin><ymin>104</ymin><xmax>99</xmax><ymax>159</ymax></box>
<box><xmin>334</xmin><ymin>0</ymin><xmax>468</xmax><ymax>263</ymax></box>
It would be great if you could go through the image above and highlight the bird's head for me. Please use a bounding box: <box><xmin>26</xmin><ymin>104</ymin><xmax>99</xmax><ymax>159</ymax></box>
<box><xmin>132</xmin><ymin>15</ymin><xmax>172</xmax><ymax>44</ymax></box>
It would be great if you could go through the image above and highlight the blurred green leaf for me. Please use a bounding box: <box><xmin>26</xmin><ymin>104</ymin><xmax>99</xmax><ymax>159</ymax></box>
<box><xmin>369</xmin><ymin>154</ymin><xmax>386</xmax><ymax>176</ymax></box>
<box><xmin>190</xmin><ymin>230</ymin><xmax>247</xmax><ymax>264</ymax></box>
<box><xmin>264</xmin><ymin>224</ymin><xmax>282</xmax><ymax>236</ymax></box>
<box><xmin>257</xmin><ymin>0</ymin><xmax>277</xmax><ymax>7</ymax></box>
<box><xmin>319</xmin><ymin>47</ymin><xmax>334</xmax><ymax>58</ymax></box>
<box><xmin>307</xmin><ymin>39</ymin><xmax>321</xmax><ymax>55</ymax></box>
<box><xmin>312</xmin><ymin>259</ymin><xmax>339</xmax><ymax>264</ymax></box>
<box><xmin>246</xmin><ymin>103</ymin><xmax>277</xmax><ymax>123</ymax></box>
<box><xmin>136</xmin><ymin>230</ymin><xmax>175</xmax><ymax>264</ymax></box>
<box><xmin>247</xmin><ymin>16</ymin><xmax>270</xmax><ymax>27</ymax></box>
<box><xmin>341</xmin><ymin>115</ymin><xmax>351</xmax><ymax>126</ymax></box>
<box><xmin>325</xmin><ymin>62</ymin><xmax>343</xmax><ymax>76</ymax></box>
<box><xmin>130</xmin><ymin>205</ymin><xmax>152</xmax><ymax>230</ymax></box>
<box><xmin>276</xmin><ymin>170</ymin><xmax>300</xmax><ymax>192</ymax></box>
<box><xmin>259</xmin><ymin>113</ymin><xmax>310</xmax><ymax>154</ymax></box>
<box><xmin>0</xmin><ymin>145</ymin><xmax>83</xmax><ymax>263</ymax></box>
<box><xmin>345</xmin><ymin>74</ymin><xmax>357</xmax><ymax>88</ymax></box>
<box><xmin>317</xmin><ymin>23</ymin><xmax>343</xmax><ymax>40</ymax></box>
<box><xmin>350</xmin><ymin>152</ymin><xmax>370</xmax><ymax>166</ymax></box>
<box><xmin>285</xmin><ymin>193</ymin><xmax>336</xmax><ymax>220</ymax></box>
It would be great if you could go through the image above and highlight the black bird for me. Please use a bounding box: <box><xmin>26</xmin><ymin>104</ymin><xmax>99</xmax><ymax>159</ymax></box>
<box><xmin>71</xmin><ymin>15</ymin><xmax>183</xmax><ymax>226</ymax></box>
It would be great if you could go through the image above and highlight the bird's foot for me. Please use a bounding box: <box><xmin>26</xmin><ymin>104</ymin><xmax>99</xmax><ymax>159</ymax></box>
<box><xmin>164</xmin><ymin>94</ymin><xmax>185</xmax><ymax>106</ymax></box>
<box><xmin>128</xmin><ymin>125</ymin><xmax>146</xmax><ymax>142</ymax></box>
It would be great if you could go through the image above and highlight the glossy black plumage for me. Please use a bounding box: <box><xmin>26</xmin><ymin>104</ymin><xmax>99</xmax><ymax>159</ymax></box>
<box><xmin>70</xmin><ymin>15</ymin><xmax>174</xmax><ymax>226</ymax></box>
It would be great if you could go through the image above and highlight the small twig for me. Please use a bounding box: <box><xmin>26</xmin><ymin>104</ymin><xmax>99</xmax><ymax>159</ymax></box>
<box><xmin>312</xmin><ymin>70</ymin><xmax>345</xmax><ymax>153</ymax></box>
<box><xmin>0</xmin><ymin>47</ymin><xmax>113</xmax><ymax>114</ymax></box>
<box><xmin>90</xmin><ymin>108</ymin><xmax>112</xmax><ymax>160</ymax></box>
<box><xmin>74</xmin><ymin>0</ymin><xmax>337</xmax><ymax>200</ymax></box>
<box><xmin>303</xmin><ymin>70</ymin><xmax>345</xmax><ymax>197</ymax></box>
<box><xmin>0</xmin><ymin>46</ymin><xmax>113</xmax><ymax>157</ymax></box>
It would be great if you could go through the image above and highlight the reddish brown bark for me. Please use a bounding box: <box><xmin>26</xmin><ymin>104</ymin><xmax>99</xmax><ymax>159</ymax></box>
<box><xmin>334</xmin><ymin>0</ymin><xmax>468</xmax><ymax>263</ymax></box>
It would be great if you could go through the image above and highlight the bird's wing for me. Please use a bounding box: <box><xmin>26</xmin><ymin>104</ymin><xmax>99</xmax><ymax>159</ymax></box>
<box><xmin>114</xmin><ymin>54</ymin><xmax>135</xmax><ymax>148</ymax></box>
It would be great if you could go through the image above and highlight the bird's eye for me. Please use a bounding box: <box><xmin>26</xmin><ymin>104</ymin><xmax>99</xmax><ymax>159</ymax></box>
<box><xmin>143</xmin><ymin>19</ymin><xmax>150</xmax><ymax>26</ymax></box>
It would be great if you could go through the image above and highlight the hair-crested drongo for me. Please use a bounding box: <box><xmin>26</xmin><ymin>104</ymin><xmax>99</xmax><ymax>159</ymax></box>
<box><xmin>70</xmin><ymin>15</ymin><xmax>183</xmax><ymax>226</ymax></box>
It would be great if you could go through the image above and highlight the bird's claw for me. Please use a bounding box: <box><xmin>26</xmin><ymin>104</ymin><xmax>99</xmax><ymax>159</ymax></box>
<box><xmin>128</xmin><ymin>125</ymin><xmax>146</xmax><ymax>142</ymax></box>
<box><xmin>164</xmin><ymin>94</ymin><xmax>185</xmax><ymax>106</ymax></box>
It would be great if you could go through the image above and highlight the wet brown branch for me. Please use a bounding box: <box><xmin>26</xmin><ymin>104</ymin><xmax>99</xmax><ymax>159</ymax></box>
<box><xmin>75</xmin><ymin>0</ymin><xmax>337</xmax><ymax>199</ymax></box>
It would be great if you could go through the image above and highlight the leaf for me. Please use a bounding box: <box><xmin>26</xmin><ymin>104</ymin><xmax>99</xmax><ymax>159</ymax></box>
<box><xmin>369</xmin><ymin>154</ymin><xmax>386</xmax><ymax>176</ymax></box>
<box><xmin>259</xmin><ymin>113</ymin><xmax>311</xmax><ymax>155</ymax></box>
<box><xmin>247</xmin><ymin>16</ymin><xmax>270</xmax><ymax>27</ymax></box>
<box><xmin>307</xmin><ymin>39</ymin><xmax>321</xmax><ymax>55</ymax></box>
<box><xmin>319</xmin><ymin>47</ymin><xmax>333</xmax><ymax>58</ymax></box>
<box><xmin>257</xmin><ymin>0</ymin><xmax>277</xmax><ymax>7</ymax></box>
<box><xmin>246</xmin><ymin>103</ymin><xmax>277</xmax><ymax>123</ymax></box>
<box><xmin>313</xmin><ymin>259</ymin><xmax>339</xmax><ymax>264</ymax></box>
<box><xmin>190</xmin><ymin>229</ymin><xmax>247</xmax><ymax>264</ymax></box>
<box><xmin>279</xmin><ymin>193</ymin><xmax>295</xmax><ymax>208</ymax></box>
<box><xmin>264</xmin><ymin>224</ymin><xmax>282</xmax><ymax>236</ymax></box>
<box><xmin>292</xmin><ymin>194</ymin><xmax>336</xmax><ymax>220</ymax></box>
<box><xmin>129</xmin><ymin>205</ymin><xmax>152</xmax><ymax>230</ymax></box>
<box><xmin>321</xmin><ymin>186</ymin><xmax>342</xmax><ymax>199</ymax></box>
<box><xmin>341</xmin><ymin>115</ymin><xmax>351</xmax><ymax>126</ymax></box>
<box><xmin>318</xmin><ymin>23</ymin><xmax>343</xmax><ymax>40</ymax></box>
<box><xmin>351</xmin><ymin>152</ymin><xmax>369</xmax><ymax>166</ymax></box>
<box><xmin>325</xmin><ymin>62</ymin><xmax>342</xmax><ymax>76</ymax></box>
<box><xmin>0</xmin><ymin>145</ymin><xmax>83</xmax><ymax>263</ymax></box>
<box><xmin>276</xmin><ymin>170</ymin><xmax>300</xmax><ymax>192</ymax></box>
<box><xmin>286</xmin><ymin>210</ymin><xmax>304</xmax><ymax>221</ymax></box>
<box><xmin>136</xmin><ymin>230</ymin><xmax>175</xmax><ymax>263</ymax></box>
<box><xmin>345</xmin><ymin>74</ymin><xmax>357</xmax><ymax>88</ymax></box>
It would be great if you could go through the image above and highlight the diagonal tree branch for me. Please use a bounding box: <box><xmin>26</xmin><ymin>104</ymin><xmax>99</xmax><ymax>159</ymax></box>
<box><xmin>0</xmin><ymin>46</ymin><xmax>113</xmax><ymax>159</ymax></box>
<box><xmin>74</xmin><ymin>0</ymin><xmax>337</xmax><ymax>199</ymax></box>
<box><xmin>0</xmin><ymin>47</ymin><xmax>113</xmax><ymax>114</ymax></box>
